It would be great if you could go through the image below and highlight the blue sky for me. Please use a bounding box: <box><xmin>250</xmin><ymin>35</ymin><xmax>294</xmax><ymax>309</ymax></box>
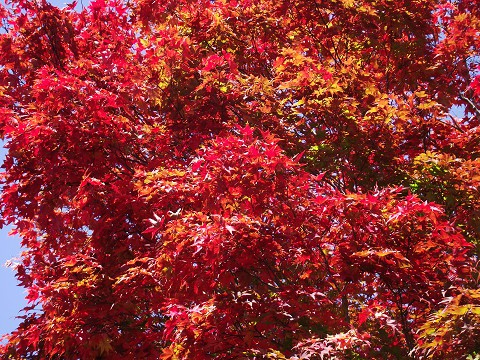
<box><xmin>0</xmin><ymin>0</ymin><xmax>85</xmax><ymax>340</ymax></box>
<box><xmin>0</xmin><ymin>146</ymin><xmax>24</xmax><ymax>337</ymax></box>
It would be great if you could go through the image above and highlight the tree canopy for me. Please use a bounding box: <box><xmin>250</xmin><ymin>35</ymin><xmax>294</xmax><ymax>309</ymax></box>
<box><xmin>0</xmin><ymin>0</ymin><xmax>479</xmax><ymax>358</ymax></box>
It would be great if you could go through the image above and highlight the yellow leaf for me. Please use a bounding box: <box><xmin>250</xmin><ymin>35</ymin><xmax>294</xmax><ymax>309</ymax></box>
<box><xmin>267</xmin><ymin>349</ymin><xmax>287</xmax><ymax>359</ymax></box>
<box><xmin>418</xmin><ymin>101</ymin><xmax>437</xmax><ymax>110</ymax></box>
<box><xmin>328</xmin><ymin>82</ymin><xmax>343</xmax><ymax>94</ymax></box>
<box><xmin>342</xmin><ymin>0</ymin><xmax>355</xmax><ymax>8</ymax></box>
<box><xmin>470</xmin><ymin>306</ymin><xmax>480</xmax><ymax>315</ymax></box>
<box><xmin>293</xmin><ymin>99</ymin><xmax>305</xmax><ymax>107</ymax></box>
<box><xmin>365</xmin><ymin>85</ymin><xmax>377</xmax><ymax>96</ymax></box>
<box><xmin>415</xmin><ymin>91</ymin><xmax>428</xmax><ymax>98</ymax></box>
<box><xmin>447</xmin><ymin>305</ymin><xmax>469</xmax><ymax>316</ymax></box>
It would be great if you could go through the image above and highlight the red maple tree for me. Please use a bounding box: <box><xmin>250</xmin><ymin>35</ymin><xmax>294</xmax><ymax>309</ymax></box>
<box><xmin>0</xmin><ymin>0</ymin><xmax>479</xmax><ymax>358</ymax></box>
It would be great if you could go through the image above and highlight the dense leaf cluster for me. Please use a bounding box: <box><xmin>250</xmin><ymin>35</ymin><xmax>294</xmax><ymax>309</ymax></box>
<box><xmin>0</xmin><ymin>0</ymin><xmax>479</xmax><ymax>358</ymax></box>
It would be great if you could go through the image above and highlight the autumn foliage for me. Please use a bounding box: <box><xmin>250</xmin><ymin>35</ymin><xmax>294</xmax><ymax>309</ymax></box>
<box><xmin>0</xmin><ymin>0</ymin><xmax>479</xmax><ymax>358</ymax></box>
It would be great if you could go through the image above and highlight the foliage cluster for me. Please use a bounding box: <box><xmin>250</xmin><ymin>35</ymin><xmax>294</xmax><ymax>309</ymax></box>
<box><xmin>0</xmin><ymin>0</ymin><xmax>479</xmax><ymax>358</ymax></box>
